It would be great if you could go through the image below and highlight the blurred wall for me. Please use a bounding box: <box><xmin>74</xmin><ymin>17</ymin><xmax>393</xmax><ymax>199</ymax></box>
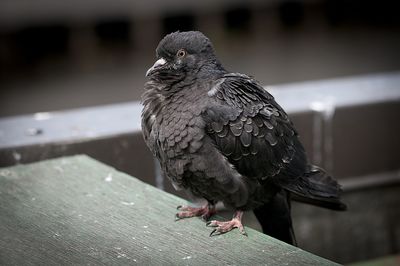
<box><xmin>1</xmin><ymin>0</ymin><xmax>400</xmax><ymax>117</ymax></box>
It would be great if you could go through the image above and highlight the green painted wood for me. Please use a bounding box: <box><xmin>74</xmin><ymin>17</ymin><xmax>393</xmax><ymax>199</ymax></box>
<box><xmin>0</xmin><ymin>155</ymin><xmax>339</xmax><ymax>265</ymax></box>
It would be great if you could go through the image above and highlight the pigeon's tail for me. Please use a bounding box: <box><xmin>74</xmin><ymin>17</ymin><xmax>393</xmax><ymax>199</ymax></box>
<box><xmin>253</xmin><ymin>190</ymin><xmax>297</xmax><ymax>246</ymax></box>
<box><xmin>281</xmin><ymin>165</ymin><xmax>347</xmax><ymax>211</ymax></box>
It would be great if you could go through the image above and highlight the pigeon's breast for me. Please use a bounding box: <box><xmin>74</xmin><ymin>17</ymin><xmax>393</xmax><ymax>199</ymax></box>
<box><xmin>159</xmin><ymin>93</ymin><xmax>206</xmax><ymax>158</ymax></box>
<box><xmin>144</xmin><ymin>89</ymin><xmax>207</xmax><ymax>186</ymax></box>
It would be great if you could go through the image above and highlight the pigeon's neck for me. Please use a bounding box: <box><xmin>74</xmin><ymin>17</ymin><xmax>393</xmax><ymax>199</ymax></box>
<box><xmin>197</xmin><ymin>60</ymin><xmax>227</xmax><ymax>80</ymax></box>
<box><xmin>164</xmin><ymin>60</ymin><xmax>226</xmax><ymax>94</ymax></box>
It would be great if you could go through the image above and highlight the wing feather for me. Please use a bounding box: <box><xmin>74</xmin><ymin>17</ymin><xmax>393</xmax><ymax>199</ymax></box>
<box><xmin>203</xmin><ymin>73</ymin><xmax>307</xmax><ymax>180</ymax></box>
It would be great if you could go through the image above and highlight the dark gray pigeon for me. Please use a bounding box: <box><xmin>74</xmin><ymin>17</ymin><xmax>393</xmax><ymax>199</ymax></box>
<box><xmin>141</xmin><ymin>31</ymin><xmax>346</xmax><ymax>244</ymax></box>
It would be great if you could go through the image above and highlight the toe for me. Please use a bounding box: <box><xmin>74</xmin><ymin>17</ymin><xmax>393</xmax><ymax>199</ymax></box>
<box><xmin>206</xmin><ymin>220</ymin><xmax>219</xmax><ymax>227</ymax></box>
<box><xmin>176</xmin><ymin>211</ymin><xmax>194</xmax><ymax>220</ymax></box>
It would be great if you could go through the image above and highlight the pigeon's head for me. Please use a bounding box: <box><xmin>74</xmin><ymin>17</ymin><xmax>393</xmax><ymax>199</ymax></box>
<box><xmin>146</xmin><ymin>31</ymin><xmax>223</xmax><ymax>81</ymax></box>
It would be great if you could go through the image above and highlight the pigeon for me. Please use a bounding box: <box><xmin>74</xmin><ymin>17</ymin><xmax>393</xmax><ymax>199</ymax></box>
<box><xmin>141</xmin><ymin>31</ymin><xmax>346</xmax><ymax>244</ymax></box>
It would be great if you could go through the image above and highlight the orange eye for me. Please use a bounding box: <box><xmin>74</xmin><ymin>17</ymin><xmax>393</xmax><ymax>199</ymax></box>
<box><xmin>176</xmin><ymin>49</ymin><xmax>186</xmax><ymax>58</ymax></box>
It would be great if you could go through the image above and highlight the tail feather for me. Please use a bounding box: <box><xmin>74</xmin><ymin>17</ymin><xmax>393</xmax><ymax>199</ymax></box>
<box><xmin>253</xmin><ymin>190</ymin><xmax>297</xmax><ymax>246</ymax></box>
<box><xmin>277</xmin><ymin>165</ymin><xmax>347</xmax><ymax>211</ymax></box>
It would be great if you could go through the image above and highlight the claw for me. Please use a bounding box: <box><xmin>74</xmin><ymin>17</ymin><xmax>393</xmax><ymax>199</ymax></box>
<box><xmin>175</xmin><ymin>213</ymin><xmax>182</xmax><ymax>221</ymax></box>
<box><xmin>209</xmin><ymin>229</ymin><xmax>219</xmax><ymax>237</ymax></box>
<box><xmin>201</xmin><ymin>215</ymin><xmax>208</xmax><ymax>222</ymax></box>
<box><xmin>176</xmin><ymin>205</ymin><xmax>182</xmax><ymax>210</ymax></box>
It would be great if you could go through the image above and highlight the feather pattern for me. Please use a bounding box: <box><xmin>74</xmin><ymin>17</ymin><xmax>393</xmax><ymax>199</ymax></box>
<box><xmin>142</xmin><ymin>32</ymin><xmax>346</xmax><ymax>243</ymax></box>
<box><xmin>203</xmin><ymin>73</ymin><xmax>300</xmax><ymax>180</ymax></box>
<box><xmin>203</xmin><ymin>73</ymin><xmax>345</xmax><ymax>210</ymax></box>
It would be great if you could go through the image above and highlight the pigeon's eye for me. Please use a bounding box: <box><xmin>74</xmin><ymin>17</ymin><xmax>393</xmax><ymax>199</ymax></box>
<box><xmin>176</xmin><ymin>49</ymin><xmax>186</xmax><ymax>58</ymax></box>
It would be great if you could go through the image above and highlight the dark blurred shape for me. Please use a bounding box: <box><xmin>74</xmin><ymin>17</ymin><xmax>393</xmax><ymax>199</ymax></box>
<box><xmin>325</xmin><ymin>0</ymin><xmax>400</xmax><ymax>26</ymax></box>
<box><xmin>94</xmin><ymin>19</ymin><xmax>132</xmax><ymax>47</ymax></box>
<box><xmin>162</xmin><ymin>14</ymin><xmax>196</xmax><ymax>35</ymax></box>
<box><xmin>279</xmin><ymin>0</ymin><xmax>304</xmax><ymax>27</ymax></box>
<box><xmin>14</xmin><ymin>24</ymin><xmax>70</xmax><ymax>65</ymax></box>
<box><xmin>26</xmin><ymin>128</ymin><xmax>43</xmax><ymax>136</ymax></box>
<box><xmin>1</xmin><ymin>0</ymin><xmax>400</xmax><ymax>118</ymax></box>
<box><xmin>224</xmin><ymin>6</ymin><xmax>252</xmax><ymax>33</ymax></box>
<box><xmin>324</xmin><ymin>0</ymin><xmax>345</xmax><ymax>26</ymax></box>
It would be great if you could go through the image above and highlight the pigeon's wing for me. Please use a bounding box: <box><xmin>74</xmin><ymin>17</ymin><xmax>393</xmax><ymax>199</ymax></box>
<box><xmin>203</xmin><ymin>73</ymin><xmax>345</xmax><ymax>210</ymax></box>
<box><xmin>203</xmin><ymin>73</ymin><xmax>307</xmax><ymax>181</ymax></box>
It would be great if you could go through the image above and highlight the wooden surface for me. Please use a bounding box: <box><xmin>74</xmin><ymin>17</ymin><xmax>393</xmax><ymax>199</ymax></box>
<box><xmin>0</xmin><ymin>155</ymin><xmax>338</xmax><ymax>265</ymax></box>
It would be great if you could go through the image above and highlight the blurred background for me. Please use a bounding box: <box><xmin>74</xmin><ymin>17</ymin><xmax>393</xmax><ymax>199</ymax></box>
<box><xmin>1</xmin><ymin>0</ymin><xmax>400</xmax><ymax>265</ymax></box>
<box><xmin>1</xmin><ymin>0</ymin><xmax>400</xmax><ymax>117</ymax></box>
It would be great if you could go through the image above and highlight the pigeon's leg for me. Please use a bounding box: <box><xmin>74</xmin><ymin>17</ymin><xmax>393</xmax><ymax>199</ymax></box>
<box><xmin>176</xmin><ymin>203</ymin><xmax>216</xmax><ymax>221</ymax></box>
<box><xmin>207</xmin><ymin>210</ymin><xmax>247</xmax><ymax>236</ymax></box>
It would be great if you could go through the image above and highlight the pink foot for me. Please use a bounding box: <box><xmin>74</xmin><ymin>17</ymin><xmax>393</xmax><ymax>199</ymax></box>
<box><xmin>206</xmin><ymin>211</ymin><xmax>247</xmax><ymax>236</ymax></box>
<box><xmin>176</xmin><ymin>204</ymin><xmax>216</xmax><ymax>221</ymax></box>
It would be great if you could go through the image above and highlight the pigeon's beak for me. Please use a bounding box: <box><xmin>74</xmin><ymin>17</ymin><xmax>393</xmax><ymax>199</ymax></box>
<box><xmin>146</xmin><ymin>58</ymin><xmax>167</xmax><ymax>77</ymax></box>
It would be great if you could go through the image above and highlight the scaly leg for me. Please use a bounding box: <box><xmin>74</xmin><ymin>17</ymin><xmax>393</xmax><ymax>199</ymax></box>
<box><xmin>206</xmin><ymin>211</ymin><xmax>247</xmax><ymax>236</ymax></box>
<box><xmin>176</xmin><ymin>203</ymin><xmax>216</xmax><ymax>221</ymax></box>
